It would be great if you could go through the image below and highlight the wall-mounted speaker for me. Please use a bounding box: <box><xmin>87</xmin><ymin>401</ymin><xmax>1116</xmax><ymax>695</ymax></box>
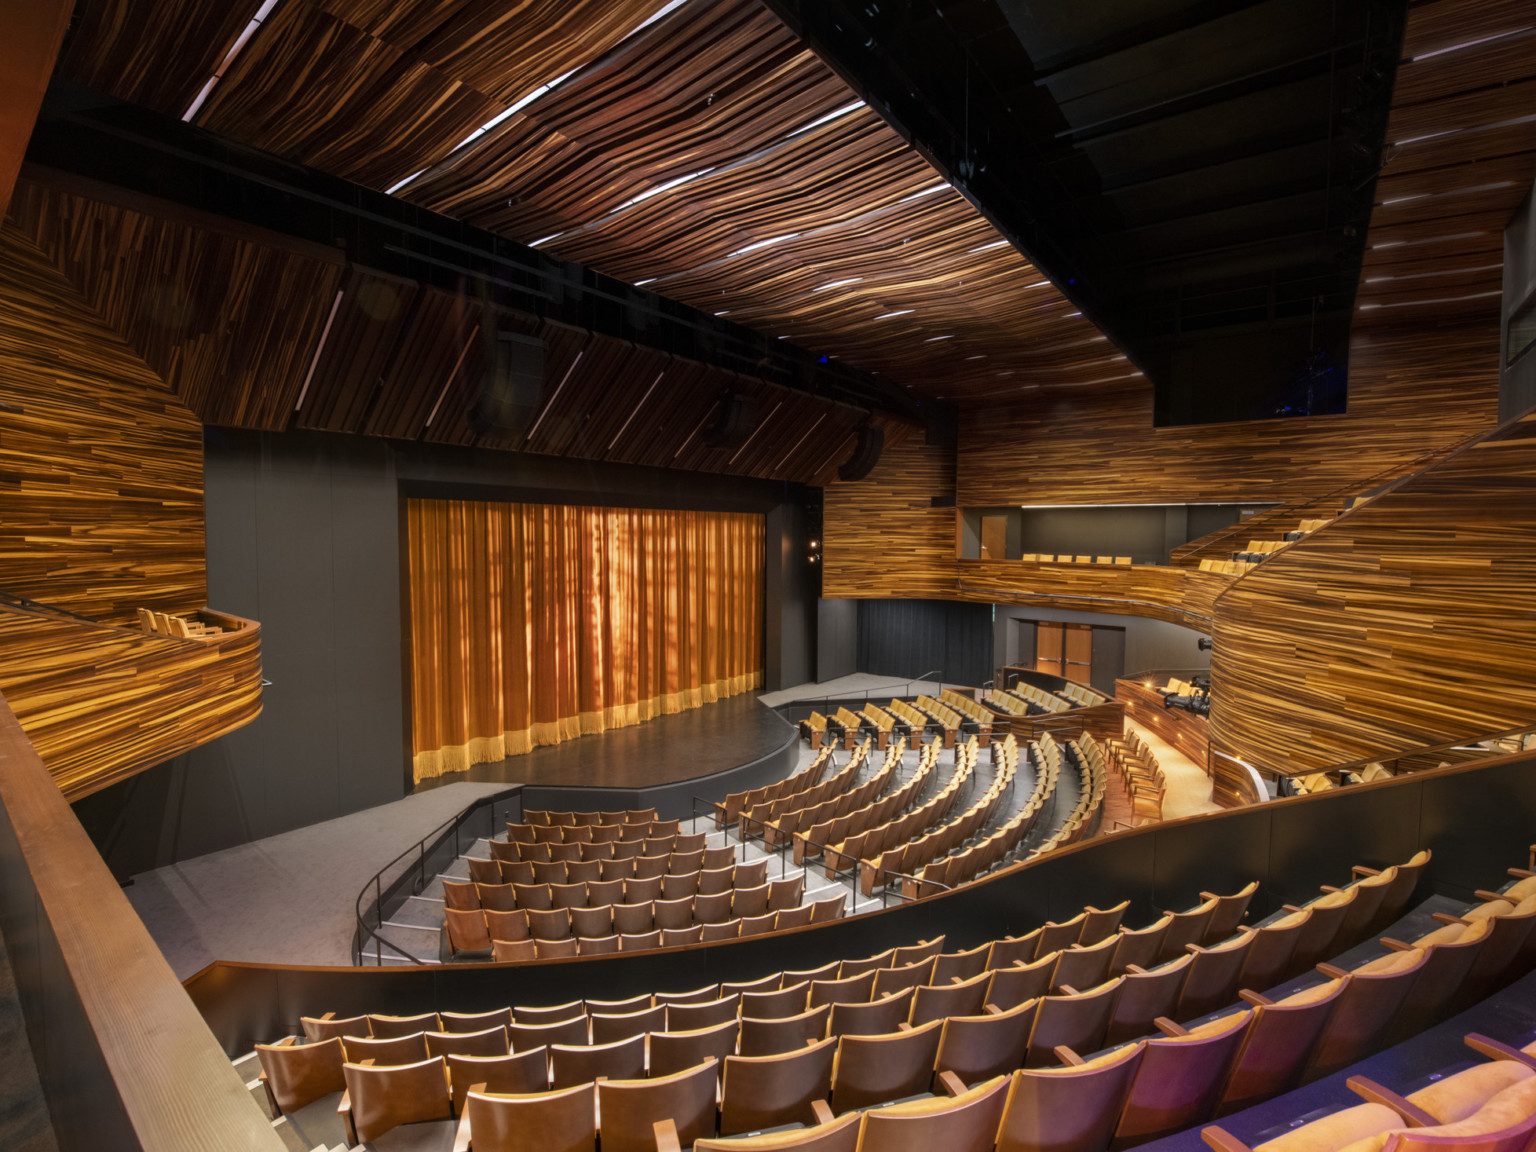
<box><xmin>703</xmin><ymin>390</ymin><xmax>759</xmax><ymax>448</ymax></box>
<box><xmin>838</xmin><ymin>424</ymin><xmax>885</xmax><ymax>482</ymax></box>
<box><xmin>469</xmin><ymin>332</ymin><xmax>544</xmax><ymax>434</ymax></box>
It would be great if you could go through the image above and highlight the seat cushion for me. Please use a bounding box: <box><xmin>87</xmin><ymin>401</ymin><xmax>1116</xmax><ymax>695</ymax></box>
<box><xmin>1278</xmin><ymin>979</ymin><xmax>1344</xmax><ymax>1007</ymax></box>
<box><xmin>1354</xmin><ymin>948</ymin><xmax>1423</xmax><ymax>975</ymax></box>
<box><xmin>1256</xmin><ymin>1103</ymin><xmax>1401</xmax><ymax>1152</ymax></box>
<box><xmin>1408</xmin><ymin>1061</ymin><xmax>1535</xmax><ymax>1124</ymax></box>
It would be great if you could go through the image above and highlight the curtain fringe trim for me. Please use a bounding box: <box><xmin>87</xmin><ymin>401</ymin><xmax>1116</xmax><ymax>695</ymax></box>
<box><xmin>412</xmin><ymin>670</ymin><xmax>763</xmax><ymax>782</ymax></box>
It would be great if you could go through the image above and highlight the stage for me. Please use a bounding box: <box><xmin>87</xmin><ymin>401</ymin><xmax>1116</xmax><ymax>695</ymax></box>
<box><xmin>412</xmin><ymin>692</ymin><xmax>800</xmax><ymax>816</ymax></box>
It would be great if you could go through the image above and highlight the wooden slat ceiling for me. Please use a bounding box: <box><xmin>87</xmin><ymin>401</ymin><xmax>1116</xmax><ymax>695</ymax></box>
<box><xmin>55</xmin><ymin>0</ymin><xmax>1131</xmax><ymax>403</ymax></box>
<box><xmin>1355</xmin><ymin>0</ymin><xmax>1536</xmax><ymax>321</ymax></box>
<box><xmin>8</xmin><ymin>177</ymin><xmax>876</xmax><ymax>484</ymax></box>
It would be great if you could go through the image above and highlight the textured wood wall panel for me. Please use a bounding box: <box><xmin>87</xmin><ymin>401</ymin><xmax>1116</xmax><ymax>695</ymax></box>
<box><xmin>1210</xmin><ymin>408</ymin><xmax>1536</xmax><ymax>775</ymax></box>
<box><xmin>957</xmin><ymin>321</ymin><xmax>1501</xmax><ymax>507</ymax></box>
<box><xmin>0</xmin><ymin>222</ymin><xmax>206</xmax><ymax>625</ymax></box>
<box><xmin>0</xmin><ymin>605</ymin><xmax>262</xmax><ymax>799</ymax></box>
<box><xmin>9</xmin><ymin>179</ymin><xmax>346</xmax><ymax>431</ymax></box>
<box><xmin>822</xmin><ymin>436</ymin><xmax>959</xmax><ymax>600</ymax></box>
<box><xmin>953</xmin><ymin>562</ymin><xmax>1227</xmax><ymax>631</ymax></box>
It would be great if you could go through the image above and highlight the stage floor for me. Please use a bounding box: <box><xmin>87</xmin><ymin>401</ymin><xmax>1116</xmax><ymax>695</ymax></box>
<box><xmin>412</xmin><ymin>692</ymin><xmax>796</xmax><ymax>793</ymax></box>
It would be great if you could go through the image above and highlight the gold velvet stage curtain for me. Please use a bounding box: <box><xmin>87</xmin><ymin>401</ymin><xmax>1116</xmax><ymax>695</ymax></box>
<box><xmin>407</xmin><ymin>499</ymin><xmax>764</xmax><ymax>782</ymax></box>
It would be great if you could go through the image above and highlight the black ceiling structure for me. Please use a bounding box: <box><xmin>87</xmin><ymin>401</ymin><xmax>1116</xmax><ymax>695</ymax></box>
<box><xmin>765</xmin><ymin>0</ymin><xmax>1409</xmax><ymax>425</ymax></box>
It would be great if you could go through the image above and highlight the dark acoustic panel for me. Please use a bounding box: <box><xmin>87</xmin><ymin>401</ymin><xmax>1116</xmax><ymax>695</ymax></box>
<box><xmin>856</xmin><ymin>599</ymin><xmax>993</xmax><ymax>688</ymax></box>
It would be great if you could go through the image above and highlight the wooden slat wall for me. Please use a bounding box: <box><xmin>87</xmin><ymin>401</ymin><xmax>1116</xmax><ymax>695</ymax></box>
<box><xmin>957</xmin><ymin>320</ymin><xmax>1502</xmax><ymax>507</ymax></box>
<box><xmin>9</xmin><ymin>178</ymin><xmax>347</xmax><ymax>430</ymax></box>
<box><xmin>1210</xmin><ymin>407</ymin><xmax>1536</xmax><ymax>775</ymax></box>
<box><xmin>821</xmin><ymin>435</ymin><xmax>1229</xmax><ymax>628</ymax></box>
<box><xmin>0</xmin><ymin>606</ymin><xmax>263</xmax><ymax>799</ymax></box>
<box><xmin>0</xmin><ymin>221</ymin><xmax>207</xmax><ymax>624</ymax></box>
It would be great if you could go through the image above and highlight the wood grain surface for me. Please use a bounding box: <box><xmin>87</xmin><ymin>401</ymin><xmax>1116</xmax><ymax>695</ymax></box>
<box><xmin>1115</xmin><ymin>679</ymin><xmax>1212</xmax><ymax>768</ymax></box>
<box><xmin>0</xmin><ymin>220</ymin><xmax>207</xmax><ymax>625</ymax></box>
<box><xmin>1210</xmin><ymin>407</ymin><xmax>1536</xmax><ymax>774</ymax></box>
<box><xmin>0</xmin><ymin>604</ymin><xmax>263</xmax><ymax>799</ymax></box>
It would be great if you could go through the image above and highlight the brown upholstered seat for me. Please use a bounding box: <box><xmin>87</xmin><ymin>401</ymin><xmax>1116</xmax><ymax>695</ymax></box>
<box><xmin>668</xmin><ymin>994</ymin><xmax>741</xmax><ymax>1032</ymax></box>
<box><xmin>255</xmin><ymin>1036</ymin><xmax>344</xmax><ymax>1116</ymax></box>
<box><xmin>741</xmin><ymin>910</ymin><xmax>779</xmax><ymax>937</ymax></box>
<box><xmin>569</xmin><ymin>904</ymin><xmax>613</xmax><ymax>940</ymax></box>
<box><xmin>1114</xmin><ymin>1010</ymin><xmax>1253</xmax><ymax>1144</ymax></box>
<box><xmin>612</xmin><ymin>900</ymin><xmax>655</xmax><ymax>936</ymax></box>
<box><xmin>935</xmin><ymin>997</ymin><xmax>1039</xmax><ymax>1086</ymax></box>
<box><xmin>467</xmin><ymin>857</ymin><xmax>501</xmax><ymax>885</ymax></box>
<box><xmin>653</xmin><ymin>895</ymin><xmax>694</xmax><ymax>931</ymax></box>
<box><xmin>776</xmin><ymin>904</ymin><xmax>816</xmax><ymax>930</ymax></box>
<box><xmin>700</xmin><ymin>866</ymin><xmax>736</xmax><ymax>896</ymax></box>
<box><xmin>535</xmin><ymin>936</ymin><xmax>579</xmax><ymax>959</ymax></box>
<box><xmin>838</xmin><ymin>949</ymin><xmax>895</xmax><ymax>979</ymax></box>
<box><xmin>445</xmin><ymin>908</ymin><xmax>493</xmax><ymax>956</ymax></box>
<box><xmin>1177</xmin><ymin>929</ymin><xmax>1257</xmax><ymax>1021</ymax></box>
<box><xmin>1105</xmin><ymin>954</ymin><xmax>1193</xmax><ymax>1046</ymax></box>
<box><xmin>859</xmin><ymin>1073</ymin><xmax>1011</xmax><ymax>1152</ymax></box>
<box><xmin>516</xmin><ymin>1001</ymin><xmax>585</xmax><ymax>1025</ymax></box>
<box><xmin>1217</xmin><ymin>979</ymin><xmax>1346</xmax><ymax>1115</ymax></box>
<box><xmin>651</xmin><ymin>1020</ymin><xmax>741</xmax><ymax>1080</ymax></box>
<box><xmin>584</xmin><ymin>993</ymin><xmax>652</xmax><ymax>1016</ymax></box>
<box><xmin>872</xmin><ymin>958</ymin><xmax>937</xmax><ymax>998</ymax></box>
<box><xmin>442</xmin><ymin>1007</ymin><xmax>513</xmax><ymax>1033</ymax></box>
<box><xmin>1052</xmin><ymin>935</ymin><xmax>1120</xmax><ymax>996</ymax></box>
<box><xmin>598</xmin><ymin>1059</ymin><xmax>720</xmax><ymax>1152</ymax></box>
<box><xmin>740</xmin><ymin>1004</ymin><xmax>832</xmax><ymax>1057</ymax></box>
<box><xmin>590</xmin><ymin>1003</ymin><xmax>666</xmax><ymax>1044</ymax></box>
<box><xmin>810</xmin><ymin>969</ymin><xmax>877</xmax><ymax>1009</ymax></box>
<box><xmin>508</xmin><ymin>1016</ymin><xmax>588</xmax><ymax>1053</ymax></box>
<box><xmin>551</xmin><ymin>1033</ymin><xmax>646</xmax><ymax>1089</ymax></box>
<box><xmin>910</xmin><ymin>971</ymin><xmax>991</xmax><ymax>1028</ymax></box>
<box><xmin>695</xmin><ymin>1113</ymin><xmax>860</xmax><ymax>1152</ymax></box>
<box><xmin>987</xmin><ymin>954</ymin><xmax>1057</xmax><ymax>1012</ymax></box>
<box><xmin>1111</xmin><ymin>914</ymin><xmax>1172</xmax><ymax>977</ymax></box>
<box><xmin>662</xmin><ymin>871</ymin><xmax>701</xmax><ymax>900</ymax></box>
<box><xmin>621</xmin><ymin>929</ymin><xmax>663</xmax><ymax>951</ymax></box>
<box><xmin>340</xmin><ymin>1056</ymin><xmax>453</xmax><ymax>1145</ymax></box>
<box><xmin>734</xmin><ymin>883</ymin><xmax>772</xmax><ymax>920</ymax></box>
<box><xmin>1237</xmin><ymin>909</ymin><xmax>1309</xmax><ymax>994</ymax></box>
<box><xmin>829</xmin><ymin>1019</ymin><xmax>944</xmax><ymax>1113</ymax></box>
<box><xmin>1306</xmin><ymin>948</ymin><xmax>1429</xmax><ymax>1080</ymax></box>
<box><xmin>341</xmin><ymin>1032</ymin><xmax>429</xmax><ymax>1065</ymax></box>
<box><xmin>550</xmin><ymin>881</ymin><xmax>589</xmax><ymax>909</ymax></box>
<box><xmin>932</xmin><ymin>943</ymin><xmax>993</xmax><ymax>985</ymax></box>
<box><xmin>995</xmin><ymin>1041</ymin><xmax>1146</xmax><ymax>1152</ymax></box>
<box><xmin>485</xmin><ymin>908</ymin><xmax>530</xmax><ymax>942</ymax></box>
<box><xmin>664</xmin><ymin>925</ymin><xmax>707</xmax><ymax>947</ymax></box>
<box><xmin>893</xmin><ymin>937</ymin><xmax>947</xmax><ymax>967</ymax></box>
<box><xmin>578</xmin><ymin>933</ymin><xmax>619</xmax><ymax>955</ymax></box>
<box><xmin>513</xmin><ymin>882</ymin><xmax>554</xmax><ymax>911</ymax></box>
<box><xmin>366</xmin><ymin>1011</ymin><xmax>440</xmax><ymax>1039</ymax></box>
<box><xmin>446</xmin><ymin>1046</ymin><xmax>549</xmax><ymax>1109</ymax></box>
<box><xmin>1202</xmin><ymin>883</ymin><xmax>1259</xmax><ymax>945</ymax></box>
<box><xmin>703</xmin><ymin>919</ymin><xmax>742</xmax><ymax>942</ymax></box>
<box><xmin>443</xmin><ymin>879</ymin><xmax>480</xmax><ymax>910</ymax></box>
<box><xmin>989</xmin><ymin>930</ymin><xmax>1044</xmax><ymax>970</ymax></box>
<box><xmin>460</xmin><ymin>1082</ymin><xmax>595</xmax><ymax>1152</ymax></box>
<box><xmin>1025</xmin><ymin>978</ymin><xmax>1123</xmax><ymax>1068</ymax></box>
<box><xmin>425</xmin><ymin>1025</ymin><xmax>509</xmax><ymax>1059</ymax></box>
<box><xmin>1159</xmin><ymin>898</ymin><xmax>1219</xmax><ymax>963</ymax></box>
<box><xmin>810</xmin><ymin>895</ymin><xmax>848</xmax><ymax>923</ymax></box>
<box><xmin>721</xmin><ymin>1035</ymin><xmax>838</xmax><ymax>1134</ymax></box>
<box><xmin>1081</xmin><ymin>902</ymin><xmax>1132</xmax><ymax>946</ymax></box>
<box><xmin>829</xmin><ymin>988</ymin><xmax>915</xmax><ymax>1037</ymax></box>
<box><xmin>1037</xmin><ymin>912</ymin><xmax>1090</xmax><ymax>957</ymax></box>
<box><xmin>744</xmin><ymin>981</ymin><xmax>811</xmax><ymax>1020</ymax></box>
<box><xmin>492</xmin><ymin>938</ymin><xmax>537</xmax><ymax>962</ymax></box>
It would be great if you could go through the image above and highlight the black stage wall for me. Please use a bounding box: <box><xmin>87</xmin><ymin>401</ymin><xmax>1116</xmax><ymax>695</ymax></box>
<box><xmin>856</xmin><ymin>598</ymin><xmax>994</xmax><ymax>686</ymax></box>
<box><xmin>73</xmin><ymin>429</ymin><xmax>810</xmax><ymax>877</ymax></box>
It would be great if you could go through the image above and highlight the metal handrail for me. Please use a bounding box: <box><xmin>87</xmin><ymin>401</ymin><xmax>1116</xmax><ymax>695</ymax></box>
<box><xmin>351</xmin><ymin>787</ymin><xmax>522</xmax><ymax>966</ymax></box>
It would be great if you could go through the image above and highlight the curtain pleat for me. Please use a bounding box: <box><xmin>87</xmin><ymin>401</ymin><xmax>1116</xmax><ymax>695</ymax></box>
<box><xmin>407</xmin><ymin>500</ymin><xmax>765</xmax><ymax>783</ymax></box>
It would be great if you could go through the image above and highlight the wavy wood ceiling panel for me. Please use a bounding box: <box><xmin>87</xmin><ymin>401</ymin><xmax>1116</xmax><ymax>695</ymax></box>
<box><xmin>1356</xmin><ymin>0</ymin><xmax>1536</xmax><ymax>321</ymax></box>
<box><xmin>56</xmin><ymin>0</ymin><xmax>1127</xmax><ymax>403</ymax></box>
<box><xmin>0</xmin><ymin>222</ymin><xmax>206</xmax><ymax>625</ymax></box>
<box><xmin>8</xmin><ymin>180</ymin><xmax>345</xmax><ymax>429</ymax></box>
<box><xmin>956</xmin><ymin>321</ymin><xmax>1502</xmax><ymax>507</ymax></box>
<box><xmin>1210</xmin><ymin>407</ymin><xmax>1536</xmax><ymax>775</ymax></box>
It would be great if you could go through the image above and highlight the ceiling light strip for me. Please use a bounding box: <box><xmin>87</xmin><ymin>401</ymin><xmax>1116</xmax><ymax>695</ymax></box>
<box><xmin>607</xmin><ymin>371</ymin><xmax>666</xmax><ymax>452</ymax></box>
<box><xmin>182</xmin><ymin>0</ymin><xmax>283</xmax><ymax>122</ymax></box>
<box><xmin>774</xmin><ymin>412</ymin><xmax>827</xmax><ymax>474</ymax></box>
<box><xmin>728</xmin><ymin>401</ymin><xmax>782</xmax><ymax>467</ymax></box>
<box><xmin>523</xmin><ymin>348</ymin><xmax>584</xmax><ymax>445</ymax></box>
<box><xmin>294</xmin><ymin>289</ymin><xmax>344</xmax><ymax>412</ymax></box>
<box><xmin>423</xmin><ymin>325</ymin><xmax>482</xmax><ymax>429</ymax></box>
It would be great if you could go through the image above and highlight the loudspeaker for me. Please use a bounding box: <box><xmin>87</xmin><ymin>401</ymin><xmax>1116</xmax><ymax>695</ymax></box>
<box><xmin>703</xmin><ymin>391</ymin><xmax>759</xmax><ymax>448</ymax></box>
<box><xmin>469</xmin><ymin>332</ymin><xmax>544</xmax><ymax>435</ymax></box>
<box><xmin>838</xmin><ymin>424</ymin><xmax>885</xmax><ymax>482</ymax></box>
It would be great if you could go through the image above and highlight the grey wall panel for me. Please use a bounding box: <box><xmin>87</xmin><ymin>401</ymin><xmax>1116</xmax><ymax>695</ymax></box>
<box><xmin>74</xmin><ymin>429</ymin><xmax>805</xmax><ymax>876</ymax></box>
<box><xmin>856</xmin><ymin>599</ymin><xmax>993</xmax><ymax>686</ymax></box>
<box><xmin>816</xmin><ymin>598</ymin><xmax>858</xmax><ymax>682</ymax></box>
<box><xmin>993</xmin><ymin>605</ymin><xmax>1210</xmax><ymax>679</ymax></box>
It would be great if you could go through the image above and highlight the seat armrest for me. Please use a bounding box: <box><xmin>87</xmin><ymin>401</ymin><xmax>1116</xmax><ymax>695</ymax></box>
<box><xmin>338</xmin><ymin>1090</ymin><xmax>356</xmax><ymax>1147</ymax></box>
<box><xmin>811</xmin><ymin>1099</ymin><xmax>835</xmax><ymax>1125</ymax></box>
<box><xmin>1320</xmin><ymin>885</ymin><xmax>1344</xmax><ymax>895</ymax></box>
<box><xmin>1352</xmin><ymin>866</ymin><xmax>1382</xmax><ymax>878</ymax></box>
<box><xmin>1507</xmin><ymin>868</ymin><xmax>1534</xmax><ymax>879</ymax></box>
<box><xmin>983</xmin><ymin>1004</ymin><xmax>1003</xmax><ymax>1016</ymax></box>
<box><xmin>1126</xmin><ymin>964</ymin><xmax>1149</xmax><ymax>976</ymax></box>
<box><xmin>1057</xmin><ymin>985</ymin><xmax>1081</xmax><ymax>997</ymax></box>
<box><xmin>1054</xmin><ymin>1046</ymin><xmax>1085</xmax><ymax>1066</ymax></box>
<box><xmin>1202</xmin><ymin>1126</ymin><xmax>1254</xmax><ymax>1152</ymax></box>
<box><xmin>1237</xmin><ymin>990</ymin><xmax>1273</xmax><ymax>1007</ymax></box>
<box><xmin>1347</xmin><ymin>1076</ymin><xmax>1438</xmax><ymax>1127</ymax></box>
<box><xmin>938</xmin><ymin>1070</ymin><xmax>968</xmax><ymax>1097</ymax></box>
<box><xmin>1381</xmin><ymin>938</ymin><xmax>1416</xmax><ymax>952</ymax></box>
<box><xmin>453</xmin><ymin>1107</ymin><xmax>474</xmax><ymax>1152</ymax></box>
<box><xmin>1465</xmin><ymin>1034</ymin><xmax>1536</xmax><ymax>1069</ymax></box>
<box><xmin>654</xmin><ymin>1118</ymin><xmax>683</xmax><ymax>1152</ymax></box>
<box><xmin>1432</xmin><ymin>913</ymin><xmax>1471</xmax><ymax>927</ymax></box>
<box><xmin>1155</xmin><ymin>1018</ymin><xmax>1190</xmax><ymax>1037</ymax></box>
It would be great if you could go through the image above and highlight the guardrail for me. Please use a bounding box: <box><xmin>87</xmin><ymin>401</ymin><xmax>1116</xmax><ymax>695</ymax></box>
<box><xmin>351</xmin><ymin>787</ymin><xmax>523</xmax><ymax>965</ymax></box>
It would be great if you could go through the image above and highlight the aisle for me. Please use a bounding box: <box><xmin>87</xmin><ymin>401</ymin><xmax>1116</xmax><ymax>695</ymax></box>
<box><xmin>1126</xmin><ymin>719</ymin><xmax>1221</xmax><ymax>819</ymax></box>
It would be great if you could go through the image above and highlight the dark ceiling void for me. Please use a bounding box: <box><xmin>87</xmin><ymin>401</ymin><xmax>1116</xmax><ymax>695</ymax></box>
<box><xmin>765</xmin><ymin>0</ymin><xmax>1408</xmax><ymax>425</ymax></box>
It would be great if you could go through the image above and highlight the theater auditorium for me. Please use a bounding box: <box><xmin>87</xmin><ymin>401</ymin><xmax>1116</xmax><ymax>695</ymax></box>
<box><xmin>1</xmin><ymin>0</ymin><xmax>1535</xmax><ymax>1149</ymax></box>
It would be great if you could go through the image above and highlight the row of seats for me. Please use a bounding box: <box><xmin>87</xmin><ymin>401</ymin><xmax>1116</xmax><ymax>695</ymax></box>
<box><xmin>888</xmin><ymin>697</ymin><xmax>963</xmax><ymax>747</ymax></box>
<box><xmin>1019</xmin><ymin>554</ymin><xmax>1133</xmax><ymax>565</ymax></box>
<box><xmin>449</xmin><ymin>857</ymin><xmax>763</xmax><ymax>911</ymax></box>
<box><xmin>136</xmin><ymin>607</ymin><xmax>224</xmax><ymax>638</ymax></box>
<box><xmin>771</xmin><ymin>744</ymin><xmax>897</xmax><ymax>853</ymax></box>
<box><xmin>911</xmin><ymin>734</ymin><xmax>1062</xmax><ymax>895</ymax></box>
<box><xmin>746</xmin><ymin>742</ymin><xmax>872</xmax><ymax>835</ymax></box>
<box><xmin>275</xmin><ymin>845</ymin><xmax>1482</xmax><ymax>1149</ymax></box>
<box><xmin>824</xmin><ymin>741</ymin><xmax>957</xmax><ymax>874</ymax></box>
<box><xmin>1031</xmin><ymin>735</ymin><xmax>1109</xmax><ymax>853</ymax></box>
<box><xmin>505</xmin><ymin>817</ymin><xmax>678</xmax><ymax>844</ymax></box>
<box><xmin>463</xmin><ymin>846</ymin><xmax>742</xmax><ymax>888</ymax></box>
<box><xmin>942</xmin><ymin>688</ymin><xmax>997</xmax><ymax>732</ymax></box>
<box><xmin>1008</xmin><ymin>681</ymin><xmax>1076</xmax><ymax>715</ymax></box>
<box><xmin>1106</xmin><ymin>730</ymin><xmax>1165</xmax><ymax>823</ymax></box>
<box><xmin>523</xmin><ymin>808</ymin><xmax>656</xmax><ymax>826</ymax></box>
<box><xmin>445</xmin><ymin>878</ymin><xmax>811</xmax><ymax>955</ymax></box>
<box><xmin>860</xmin><ymin>743</ymin><xmax>1013</xmax><ymax>897</ymax></box>
<box><xmin>716</xmin><ymin>751</ymin><xmax>831</xmax><ymax>828</ymax></box>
